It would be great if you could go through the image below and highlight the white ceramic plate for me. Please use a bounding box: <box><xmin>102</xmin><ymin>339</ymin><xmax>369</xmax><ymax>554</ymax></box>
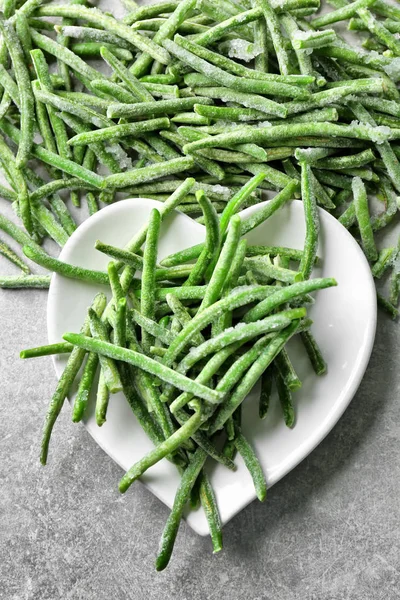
<box><xmin>47</xmin><ymin>198</ymin><xmax>376</xmax><ymax>535</ymax></box>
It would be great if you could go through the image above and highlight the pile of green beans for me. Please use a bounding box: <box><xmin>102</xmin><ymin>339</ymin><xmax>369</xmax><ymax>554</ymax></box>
<box><xmin>20</xmin><ymin>177</ymin><xmax>336</xmax><ymax>568</ymax></box>
<box><xmin>0</xmin><ymin>0</ymin><xmax>398</xmax><ymax>570</ymax></box>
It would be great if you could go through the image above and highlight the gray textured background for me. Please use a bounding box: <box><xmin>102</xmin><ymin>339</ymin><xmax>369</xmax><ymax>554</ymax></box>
<box><xmin>2</xmin><ymin>273</ymin><xmax>400</xmax><ymax>599</ymax></box>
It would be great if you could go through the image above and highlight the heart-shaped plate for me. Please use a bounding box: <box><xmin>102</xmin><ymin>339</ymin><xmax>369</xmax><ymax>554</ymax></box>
<box><xmin>47</xmin><ymin>198</ymin><xmax>376</xmax><ymax>535</ymax></box>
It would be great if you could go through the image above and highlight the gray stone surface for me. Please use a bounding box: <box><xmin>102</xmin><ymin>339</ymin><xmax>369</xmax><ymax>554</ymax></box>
<box><xmin>1</xmin><ymin>264</ymin><xmax>400</xmax><ymax>600</ymax></box>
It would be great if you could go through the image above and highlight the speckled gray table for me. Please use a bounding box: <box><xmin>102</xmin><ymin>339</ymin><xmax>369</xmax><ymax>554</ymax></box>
<box><xmin>1</xmin><ymin>243</ymin><xmax>400</xmax><ymax>600</ymax></box>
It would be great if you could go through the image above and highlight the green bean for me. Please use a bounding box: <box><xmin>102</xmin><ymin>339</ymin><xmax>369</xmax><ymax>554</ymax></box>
<box><xmin>244</xmin><ymin>278</ymin><xmax>337</xmax><ymax>323</ymax></box>
<box><xmin>185</xmin><ymin>190</ymin><xmax>220</xmax><ymax>286</ymax></box>
<box><xmin>0</xmin><ymin>118</ymin><xmax>104</xmax><ymax>188</ymax></box>
<box><xmin>100</xmin><ymin>46</ymin><xmax>154</xmax><ymax>103</ymax></box>
<box><xmin>199</xmin><ymin>473</ymin><xmax>223</xmax><ymax>553</ymax></box>
<box><xmin>275</xmin><ymin>347</ymin><xmax>301</xmax><ymax>390</ymax></box>
<box><xmin>0</xmin><ymin>92</ymin><xmax>12</xmax><ymax>120</ymax></box>
<box><xmin>199</xmin><ymin>215</ymin><xmax>241</xmax><ymax>311</ymax></box>
<box><xmin>242</xmin><ymin>255</ymin><xmax>300</xmax><ymax>283</ymax></box>
<box><xmin>63</xmin><ymin>333</ymin><xmax>225</xmax><ymax>405</ymax></box>
<box><xmin>160</xmin><ymin>129</ymin><xmax>225</xmax><ymax>180</ymax></box>
<box><xmin>0</xmin><ymin>238</ymin><xmax>30</xmax><ymax>273</ymax></box>
<box><xmin>372</xmin><ymin>247</ymin><xmax>397</xmax><ymax>279</ymax></box>
<box><xmin>131</xmin><ymin>309</ymin><xmax>175</xmax><ymax>346</ymax></box>
<box><xmin>54</xmin><ymin>25</ymin><xmax>133</xmax><ymax>49</ymax></box>
<box><xmin>314</xmin><ymin>149</ymin><xmax>376</xmax><ymax>170</ymax></box>
<box><xmin>165</xmin><ymin>294</ymin><xmax>205</xmax><ymax>346</ymax></box>
<box><xmin>33</xmin><ymin>88</ymin><xmax>111</xmax><ymax>129</ymax></box>
<box><xmin>29</xmin><ymin>198</ymin><xmax>69</xmax><ymax>247</ymax></box>
<box><xmin>20</xmin><ymin>342</ymin><xmax>73</xmax><ymax>359</ymax></box>
<box><xmin>85</xmin><ymin>192</ymin><xmax>98</xmax><ymax>216</ymax></box>
<box><xmin>0</xmin><ymin>65</ymin><xmax>21</xmax><ymax>108</ymax></box>
<box><xmin>102</xmin><ymin>157</ymin><xmax>195</xmax><ymax>189</ymax></box>
<box><xmin>170</xmin><ymin>35</ymin><xmax>309</xmax><ymax>99</ymax></box>
<box><xmin>119</xmin><ymin>178</ymin><xmax>196</xmax><ymax>259</ymax></box>
<box><xmin>30</xmin><ymin>50</ymin><xmax>72</xmax><ymax>160</ymax></box>
<box><xmin>300</xmin><ymin>330</ymin><xmax>327</xmax><ymax>375</ymax></box>
<box><xmin>72</xmin><ymin>352</ymin><xmax>99</xmax><ymax>423</ymax></box>
<box><xmin>234</xmin><ymin>428</ymin><xmax>267</xmax><ymax>501</ymax></box>
<box><xmin>0</xmin><ymin>133</ymin><xmax>32</xmax><ymax>235</ymax></box>
<box><xmin>3</xmin><ymin>0</ymin><xmax>16</xmax><ymax>18</ymax></box>
<box><xmin>0</xmin><ymin>211</ymin><xmax>40</xmax><ymax>251</ymax></box>
<box><xmin>352</xmin><ymin>176</ymin><xmax>377</xmax><ymax>262</ymax></box>
<box><xmin>40</xmin><ymin>293</ymin><xmax>107</xmax><ymax>465</ymax></box>
<box><xmin>107</xmin><ymin>97</ymin><xmax>213</xmax><ymax>119</ymax></box>
<box><xmin>0</xmin><ymin>274</ymin><xmax>50</xmax><ymax>288</ymax></box>
<box><xmin>140</xmin><ymin>82</ymin><xmax>180</xmax><ymax>99</ymax></box>
<box><xmin>184</xmin><ymin>120</ymin><xmax>393</xmax><ymax>155</ymax></box>
<box><xmin>275</xmin><ymin>367</ymin><xmax>295</xmax><ymax>427</ymax></box>
<box><xmin>140</xmin><ymin>209</ymin><xmax>161</xmax><ymax>351</ymax></box>
<box><xmin>349</xmin><ymin>102</ymin><xmax>400</xmax><ymax>195</ymax></box>
<box><xmin>377</xmin><ymin>292</ymin><xmax>399</xmax><ymax>320</ymax></box>
<box><xmin>129</xmin><ymin>0</ymin><xmax>196</xmax><ymax>78</ymax></box>
<box><xmin>24</xmin><ymin>169</ymin><xmax>77</xmax><ymax>236</ymax></box>
<box><xmin>95</xmin><ymin>371</ymin><xmax>110</xmax><ymax>426</ymax></box>
<box><xmin>193</xmin><ymin>104</ymin><xmax>271</xmax><ymax>122</ymax></box>
<box><xmin>32</xmin><ymin>80</ymin><xmax>58</xmax><ymax>156</ymax></box>
<box><xmin>210</xmin><ymin>320</ymin><xmax>301</xmax><ymax>433</ymax></box>
<box><xmin>240</xmin><ymin>181</ymin><xmax>299</xmax><ymax>237</ymax></box>
<box><xmin>281</xmin><ymin>14</ymin><xmax>315</xmax><ymax>83</ymax></box>
<box><xmin>160</xmin><ymin>285</ymin><xmax>277</xmax><ymax>367</ymax></box>
<box><xmin>298</xmin><ymin>163</ymin><xmax>319</xmax><ymax>280</ymax></box>
<box><xmin>68</xmin><ymin>118</ymin><xmax>170</xmax><ymax>147</ymax></box>
<box><xmin>108</xmin><ymin>262</ymin><xmax>124</xmax><ymax>306</ymax></box>
<box><xmin>312</xmin><ymin>0</ymin><xmax>377</xmax><ymax>27</ymax></box>
<box><xmin>357</xmin><ymin>8</ymin><xmax>400</xmax><ymax>56</ymax></box>
<box><xmin>70</xmin><ymin>42</ymin><xmax>132</xmax><ymax>61</ymax></box>
<box><xmin>95</xmin><ymin>241</ymin><xmax>143</xmax><ymax>271</ymax></box>
<box><xmin>179</xmin><ymin>308</ymin><xmax>306</xmax><ymax>375</ymax></box>
<box><xmin>259</xmin><ymin>367</ymin><xmax>273</xmax><ymax>419</ymax></box>
<box><xmin>22</xmin><ymin>245</ymin><xmax>109</xmax><ymax>285</ymax></box>
<box><xmin>91</xmin><ymin>79</ymin><xmax>138</xmax><ymax>104</ymax></box>
<box><xmin>172</xmin><ymin>112</ymin><xmax>210</xmax><ymax>125</ymax></box>
<box><xmin>114</xmin><ymin>298</ymin><xmax>127</xmax><ymax>349</ymax></box>
<box><xmin>35</xmin><ymin>5</ymin><xmax>171</xmax><ymax>65</ymax></box>
<box><xmin>30</xmin><ymin>28</ymin><xmax>102</xmax><ymax>83</ymax></box>
<box><xmin>88</xmin><ymin>308</ymin><xmax>123</xmax><ymax>394</ymax></box>
<box><xmin>123</xmin><ymin>0</ymin><xmax>180</xmax><ymax>25</ymax></box>
<box><xmin>219</xmin><ymin>173</ymin><xmax>266</xmax><ymax>238</ymax></box>
<box><xmin>145</xmin><ymin>134</ymin><xmax>183</xmax><ymax>161</ymax></box>
<box><xmin>118</xmin><ymin>401</ymin><xmax>202</xmax><ymax>492</ymax></box>
<box><xmin>295</xmin><ymin>147</ymin><xmax>336</xmax><ymax>164</ymax></box>
<box><xmin>0</xmin><ymin>21</ymin><xmax>34</xmax><ymax>168</ymax></box>
<box><xmin>256</xmin><ymin>0</ymin><xmax>290</xmax><ymax>75</ymax></box>
<box><xmin>156</xmin><ymin>448</ymin><xmax>207</xmax><ymax>571</ymax></box>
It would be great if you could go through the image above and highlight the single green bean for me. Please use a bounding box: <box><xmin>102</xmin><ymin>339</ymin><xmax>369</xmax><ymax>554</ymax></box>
<box><xmin>40</xmin><ymin>293</ymin><xmax>107</xmax><ymax>464</ymax></box>
<box><xmin>68</xmin><ymin>118</ymin><xmax>170</xmax><ymax>147</ymax></box>
<box><xmin>102</xmin><ymin>157</ymin><xmax>195</xmax><ymax>189</ymax></box>
<box><xmin>22</xmin><ymin>245</ymin><xmax>109</xmax><ymax>285</ymax></box>
<box><xmin>156</xmin><ymin>448</ymin><xmax>207</xmax><ymax>571</ymax></box>
<box><xmin>352</xmin><ymin>176</ymin><xmax>377</xmax><ymax>262</ymax></box>
<box><xmin>234</xmin><ymin>428</ymin><xmax>267</xmax><ymax>501</ymax></box>
<box><xmin>107</xmin><ymin>97</ymin><xmax>213</xmax><ymax>119</ymax></box>
<box><xmin>0</xmin><ymin>274</ymin><xmax>50</xmax><ymax>288</ymax></box>
<box><xmin>0</xmin><ymin>238</ymin><xmax>30</xmax><ymax>273</ymax></box>
<box><xmin>299</xmin><ymin>163</ymin><xmax>319</xmax><ymax>280</ymax></box>
<box><xmin>71</xmin><ymin>352</ymin><xmax>99</xmax><ymax>423</ymax></box>
<box><xmin>62</xmin><ymin>333</ymin><xmax>225</xmax><ymax>405</ymax></box>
